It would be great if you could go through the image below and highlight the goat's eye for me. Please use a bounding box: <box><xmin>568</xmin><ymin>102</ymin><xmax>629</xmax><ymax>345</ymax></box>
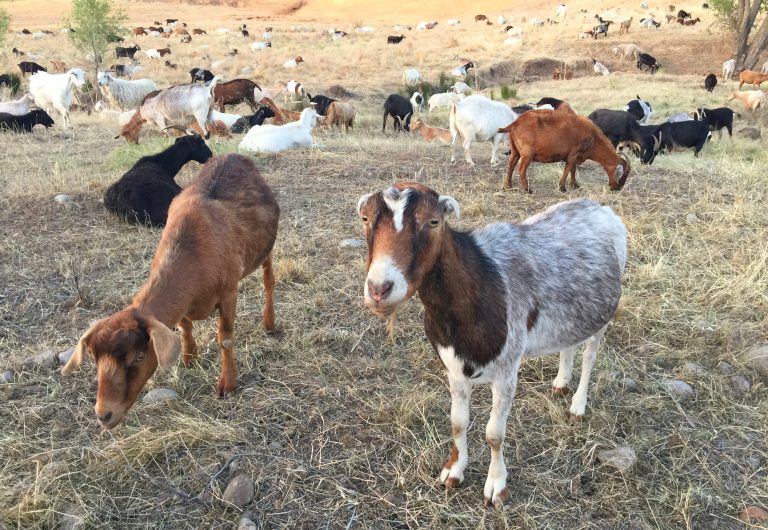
<box><xmin>361</xmin><ymin>216</ymin><xmax>368</xmax><ymax>223</ymax></box>
<box><xmin>429</xmin><ymin>219</ymin><xmax>440</xmax><ymax>228</ymax></box>
<box><xmin>130</xmin><ymin>351</ymin><xmax>145</xmax><ymax>366</ymax></box>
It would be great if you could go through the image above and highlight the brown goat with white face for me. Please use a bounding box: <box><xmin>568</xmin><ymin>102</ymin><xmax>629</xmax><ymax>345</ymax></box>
<box><xmin>63</xmin><ymin>154</ymin><xmax>280</xmax><ymax>429</ymax></box>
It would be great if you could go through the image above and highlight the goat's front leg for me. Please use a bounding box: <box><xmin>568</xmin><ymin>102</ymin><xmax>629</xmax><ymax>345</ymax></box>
<box><xmin>261</xmin><ymin>253</ymin><xmax>276</xmax><ymax>332</ymax></box>
<box><xmin>484</xmin><ymin>374</ymin><xmax>518</xmax><ymax>507</ymax></box>
<box><xmin>179</xmin><ymin>317</ymin><xmax>198</xmax><ymax>367</ymax></box>
<box><xmin>490</xmin><ymin>134</ymin><xmax>503</xmax><ymax>166</ymax></box>
<box><xmin>439</xmin><ymin>377</ymin><xmax>472</xmax><ymax>488</ymax></box>
<box><xmin>216</xmin><ymin>292</ymin><xmax>238</xmax><ymax>396</ymax></box>
<box><xmin>552</xmin><ymin>346</ymin><xmax>576</xmax><ymax>393</ymax></box>
<box><xmin>569</xmin><ymin>325</ymin><xmax>605</xmax><ymax>419</ymax></box>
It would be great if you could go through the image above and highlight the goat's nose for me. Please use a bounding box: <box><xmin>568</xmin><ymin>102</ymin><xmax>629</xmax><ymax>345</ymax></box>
<box><xmin>367</xmin><ymin>279</ymin><xmax>394</xmax><ymax>302</ymax></box>
<box><xmin>97</xmin><ymin>411</ymin><xmax>113</xmax><ymax>425</ymax></box>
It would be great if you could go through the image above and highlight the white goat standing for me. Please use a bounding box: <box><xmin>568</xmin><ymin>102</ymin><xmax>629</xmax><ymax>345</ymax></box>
<box><xmin>449</xmin><ymin>95</ymin><xmax>518</xmax><ymax>166</ymax></box>
<box><xmin>97</xmin><ymin>72</ymin><xmax>158</xmax><ymax>111</ymax></box>
<box><xmin>239</xmin><ymin>106</ymin><xmax>322</xmax><ymax>153</ymax></box>
<box><xmin>723</xmin><ymin>59</ymin><xmax>736</xmax><ymax>80</ymax></box>
<box><xmin>428</xmin><ymin>92</ymin><xmax>465</xmax><ymax>112</ymax></box>
<box><xmin>28</xmin><ymin>69</ymin><xmax>85</xmax><ymax>128</ymax></box>
<box><xmin>403</xmin><ymin>68</ymin><xmax>423</xmax><ymax>86</ymax></box>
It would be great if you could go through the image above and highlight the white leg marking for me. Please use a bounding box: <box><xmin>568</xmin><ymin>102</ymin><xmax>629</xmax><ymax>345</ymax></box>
<box><xmin>490</xmin><ymin>134</ymin><xmax>502</xmax><ymax>165</ymax></box>
<box><xmin>438</xmin><ymin>375</ymin><xmax>472</xmax><ymax>487</ymax></box>
<box><xmin>569</xmin><ymin>326</ymin><xmax>606</xmax><ymax>417</ymax></box>
<box><xmin>552</xmin><ymin>347</ymin><xmax>576</xmax><ymax>390</ymax></box>
<box><xmin>364</xmin><ymin>256</ymin><xmax>408</xmax><ymax>306</ymax></box>
<box><xmin>484</xmin><ymin>375</ymin><xmax>517</xmax><ymax>506</ymax></box>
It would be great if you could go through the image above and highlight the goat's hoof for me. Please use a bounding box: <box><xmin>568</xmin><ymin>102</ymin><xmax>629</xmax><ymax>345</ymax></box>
<box><xmin>572</xmin><ymin>183</ymin><xmax>580</xmax><ymax>190</ymax></box>
<box><xmin>483</xmin><ymin>488</ymin><xmax>510</xmax><ymax>509</ymax></box>
<box><xmin>444</xmin><ymin>477</ymin><xmax>461</xmax><ymax>488</ymax></box>
<box><xmin>569</xmin><ymin>413</ymin><xmax>585</xmax><ymax>422</ymax></box>
<box><xmin>559</xmin><ymin>186</ymin><xmax>568</xmax><ymax>193</ymax></box>
<box><xmin>552</xmin><ymin>386</ymin><xmax>571</xmax><ymax>396</ymax></box>
<box><xmin>216</xmin><ymin>378</ymin><xmax>238</xmax><ymax>397</ymax></box>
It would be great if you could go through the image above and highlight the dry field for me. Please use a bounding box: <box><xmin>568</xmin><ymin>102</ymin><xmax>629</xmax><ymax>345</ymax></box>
<box><xmin>1</xmin><ymin>1</ymin><xmax>768</xmax><ymax>529</ymax></box>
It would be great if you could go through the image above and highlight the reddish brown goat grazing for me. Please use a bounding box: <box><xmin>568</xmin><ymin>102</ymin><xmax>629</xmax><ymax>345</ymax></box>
<box><xmin>259</xmin><ymin>96</ymin><xmax>300</xmax><ymax>124</ymax></box>
<box><xmin>322</xmin><ymin>100</ymin><xmax>356</xmax><ymax>132</ymax></box>
<box><xmin>499</xmin><ymin>107</ymin><xmax>630</xmax><ymax>192</ymax></box>
<box><xmin>62</xmin><ymin>154</ymin><xmax>280</xmax><ymax>429</ymax></box>
<box><xmin>738</xmin><ymin>70</ymin><xmax>768</xmax><ymax>90</ymax></box>
<box><xmin>213</xmin><ymin>78</ymin><xmax>260</xmax><ymax>112</ymax></box>
<box><xmin>410</xmin><ymin>118</ymin><xmax>452</xmax><ymax>144</ymax></box>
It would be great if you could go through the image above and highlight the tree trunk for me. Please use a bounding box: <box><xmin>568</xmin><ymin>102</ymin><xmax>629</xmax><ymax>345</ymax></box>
<box><xmin>742</xmin><ymin>15</ymin><xmax>768</xmax><ymax>70</ymax></box>
<box><xmin>734</xmin><ymin>0</ymin><xmax>763</xmax><ymax>70</ymax></box>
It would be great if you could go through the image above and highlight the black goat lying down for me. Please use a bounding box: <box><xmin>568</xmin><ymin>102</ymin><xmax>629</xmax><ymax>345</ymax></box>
<box><xmin>230</xmin><ymin>105</ymin><xmax>276</xmax><ymax>134</ymax></box>
<box><xmin>104</xmin><ymin>133</ymin><xmax>212</xmax><ymax>226</ymax></box>
<box><xmin>0</xmin><ymin>109</ymin><xmax>54</xmax><ymax>132</ymax></box>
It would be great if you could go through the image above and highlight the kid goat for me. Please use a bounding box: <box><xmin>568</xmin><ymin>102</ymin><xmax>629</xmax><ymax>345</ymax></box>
<box><xmin>63</xmin><ymin>154</ymin><xmax>280</xmax><ymax>429</ymax></box>
<box><xmin>357</xmin><ymin>183</ymin><xmax>627</xmax><ymax>507</ymax></box>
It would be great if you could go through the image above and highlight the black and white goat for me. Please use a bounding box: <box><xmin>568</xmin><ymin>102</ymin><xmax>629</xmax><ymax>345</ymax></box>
<box><xmin>230</xmin><ymin>105</ymin><xmax>276</xmax><ymax>134</ymax></box>
<box><xmin>357</xmin><ymin>184</ymin><xmax>627</xmax><ymax>507</ymax></box>
<box><xmin>624</xmin><ymin>95</ymin><xmax>652</xmax><ymax>125</ymax></box>
<box><xmin>104</xmin><ymin>133</ymin><xmax>213</xmax><ymax>226</ymax></box>
<box><xmin>0</xmin><ymin>109</ymin><xmax>54</xmax><ymax>132</ymax></box>
<box><xmin>382</xmin><ymin>94</ymin><xmax>413</xmax><ymax>132</ymax></box>
<box><xmin>636</xmin><ymin>52</ymin><xmax>660</xmax><ymax>74</ymax></box>
<box><xmin>693</xmin><ymin>107</ymin><xmax>737</xmax><ymax>138</ymax></box>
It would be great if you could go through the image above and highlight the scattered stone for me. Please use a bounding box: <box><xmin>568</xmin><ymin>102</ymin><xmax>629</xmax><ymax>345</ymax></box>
<box><xmin>597</xmin><ymin>446</ymin><xmax>637</xmax><ymax>472</ymax></box>
<box><xmin>9</xmin><ymin>385</ymin><xmax>48</xmax><ymax>399</ymax></box>
<box><xmin>661</xmin><ymin>379</ymin><xmax>694</xmax><ymax>398</ymax></box>
<box><xmin>58</xmin><ymin>347</ymin><xmax>75</xmax><ymax>365</ymax></box>
<box><xmin>747</xmin><ymin>453</ymin><xmax>762</xmax><ymax>471</ymax></box>
<box><xmin>739</xmin><ymin>126</ymin><xmax>761</xmax><ymax>140</ymax></box>
<box><xmin>685</xmin><ymin>213</ymin><xmax>698</xmax><ymax>224</ymax></box>
<box><xmin>54</xmin><ymin>194</ymin><xmax>72</xmax><ymax>204</ymax></box>
<box><xmin>620</xmin><ymin>377</ymin><xmax>638</xmax><ymax>392</ymax></box>
<box><xmin>339</xmin><ymin>238</ymin><xmax>365</xmax><ymax>249</ymax></box>
<box><xmin>716</xmin><ymin>361</ymin><xmax>734</xmax><ymax>375</ymax></box>
<box><xmin>240</xmin><ymin>66</ymin><xmax>253</xmax><ymax>75</ymax></box>
<box><xmin>238</xmin><ymin>516</ymin><xmax>258</xmax><ymax>530</ymax></box>
<box><xmin>744</xmin><ymin>345</ymin><xmax>768</xmax><ymax>375</ymax></box>
<box><xmin>1</xmin><ymin>370</ymin><xmax>14</xmax><ymax>383</ymax></box>
<box><xmin>599</xmin><ymin>370</ymin><xmax>622</xmax><ymax>381</ymax></box>
<box><xmin>141</xmin><ymin>388</ymin><xmax>179</xmax><ymax>404</ymax></box>
<box><xmin>23</xmin><ymin>350</ymin><xmax>58</xmax><ymax>368</ymax></box>
<box><xmin>683</xmin><ymin>362</ymin><xmax>707</xmax><ymax>376</ymax></box>
<box><xmin>739</xmin><ymin>506</ymin><xmax>768</xmax><ymax>523</ymax></box>
<box><xmin>268</xmin><ymin>441</ymin><xmax>281</xmax><ymax>451</ymax></box>
<box><xmin>39</xmin><ymin>461</ymin><xmax>67</xmax><ymax>480</ymax></box>
<box><xmin>731</xmin><ymin>375</ymin><xmax>751</xmax><ymax>393</ymax></box>
<box><xmin>222</xmin><ymin>474</ymin><xmax>255</xmax><ymax>509</ymax></box>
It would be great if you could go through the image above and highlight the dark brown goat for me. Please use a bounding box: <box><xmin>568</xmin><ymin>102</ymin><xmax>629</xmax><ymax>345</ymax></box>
<box><xmin>62</xmin><ymin>154</ymin><xmax>280</xmax><ymax>429</ymax></box>
<box><xmin>213</xmin><ymin>78</ymin><xmax>260</xmax><ymax>112</ymax></box>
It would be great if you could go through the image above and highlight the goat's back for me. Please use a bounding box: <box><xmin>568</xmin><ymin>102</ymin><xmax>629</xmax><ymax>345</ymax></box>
<box><xmin>164</xmin><ymin>154</ymin><xmax>279</xmax><ymax>279</ymax></box>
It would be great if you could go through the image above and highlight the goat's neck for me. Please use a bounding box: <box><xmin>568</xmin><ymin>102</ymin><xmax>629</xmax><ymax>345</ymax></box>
<box><xmin>589</xmin><ymin>137</ymin><xmax>620</xmax><ymax>173</ymax></box>
<box><xmin>151</xmin><ymin>145</ymin><xmax>189</xmax><ymax>177</ymax></box>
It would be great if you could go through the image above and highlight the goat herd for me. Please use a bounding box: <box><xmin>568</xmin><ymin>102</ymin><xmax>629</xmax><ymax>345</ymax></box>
<box><xmin>1</xmin><ymin>8</ymin><xmax>764</xmax><ymax>509</ymax></box>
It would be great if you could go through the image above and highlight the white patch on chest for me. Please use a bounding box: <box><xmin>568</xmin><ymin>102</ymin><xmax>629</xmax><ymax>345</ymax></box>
<box><xmin>437</xmin><ymin>345</ymin><xmax>467</xmax><ymax>381</ymax></box>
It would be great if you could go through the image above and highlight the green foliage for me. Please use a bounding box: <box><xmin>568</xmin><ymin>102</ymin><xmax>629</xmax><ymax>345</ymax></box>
<box><xmin>710</xmin><ymin>0</ymin><xmax>738</xmax><ymax>28</ymax></box>
<box><xmin>0</xmin><ymin>9</ymin><xmax>10</xmax><ymax>49</ymax></box>
<box><xmin>500</xmin><ymin>85</ymin><xmax>516</xmax><ymax>100</ymax></box>
<box><xmin>2</xmin><ymin>73</ymin><xmax>21</xmax><ymax>96</ymax></box>
<box><xmin>67</xmin><ymin>0</ymin><xmax>126</xmax><ymax>73</ymax></box>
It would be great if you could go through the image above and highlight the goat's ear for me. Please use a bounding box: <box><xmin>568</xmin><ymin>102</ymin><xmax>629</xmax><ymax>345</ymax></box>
<box><xmin>357</xmin><ymin>193</ymin><xmax>372</xmax><ymax>216</ymax></box>
<box><xmin>438</xmin><ymin>195</ymin><xmax>460</xmax><ymax>219</ymax></box>
<box><xmin>62</xmin><ymin>320</ymin><xmax>102</xmax><ymax>376</ymax></box>
<box><xmin>148</xmin><ymin>319</ymin><xmax>181</xmax><ymax>370</ymax></box>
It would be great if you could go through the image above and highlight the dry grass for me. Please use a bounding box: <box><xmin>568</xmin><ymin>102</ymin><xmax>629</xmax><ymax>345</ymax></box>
<box><xmin>1</xmin><ymin>1</ymin><xmax>768</xmax><ymax>529</ymax></box>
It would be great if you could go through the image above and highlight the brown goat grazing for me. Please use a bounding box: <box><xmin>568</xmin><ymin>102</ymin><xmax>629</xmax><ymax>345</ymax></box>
<box><xmin>50</xmin><ymin>60</ymin><xmax>67</xmax><ymax>72</ymax></box>
<box><xmin>499</xmin><ymin>107</ymin><xmax>630</xmax><ymax>192</ymax></box>
<box><xmin>553</xmin><ymin>65</ymin><xmax>574</xmax><ymax>80</ymax></box>
<box><xmin>157</xmin><ymin>47</ymin><xmax>172</xmax><ymax>57</ymax></box>
<box><xmin>62</xmin><ymin>154</ymin><xmax>280</xmax><ymax>429</ymax></box>
<box><xmin>175</xmin><ymin>28</ymin><xmax>189</xmax><ymax>36</ymax></box>
<box><xmin>620</xmin><ymin>17</ymin><xmax>632</xmax><ymax>34</ymax></box>
<box><xmin>214</xmin><ymin>79</ymin><xmax>260</xmax><ymax>112</ymax></box>
<box><xmin>475</xmin><ymin>14</ymin><xmax>488</xmax><ymax>21</ymax></box>
<box><xmin>192</xmin><ymin>28</ymin><xmax>207</xmax><ymax>35</ymax></box>
<box><xmin>410</xmin><ymin>118</ymin><xmax>452</xmax><ymax>144</ymax></box>
<box><xmin>683</xmin><ymin>17</ymin><xmax>700</xmax><ymax>25</ymax></box>
<box><xmin>738</xmin><ymin>70</ymin><xmax>768</xmax><ymax>90</ymax></box>
<box><xmin>132</xmin><ymin>27</ymin><xmax>146</xmax><ymax>36</ymax></box>
<box><xmin>322</xmin><ymin>100</ymin><xmax>356</xmax><ymax>132</ymax></box>
<box><xmin>259</xmin><ymin>96</ymin><xmax>301</xmax><ymax>124</ymax></box>
<box><xmin>115</xmin><ymin>90</ymin><xmax>160</xmax><ymax>143</ymax></box>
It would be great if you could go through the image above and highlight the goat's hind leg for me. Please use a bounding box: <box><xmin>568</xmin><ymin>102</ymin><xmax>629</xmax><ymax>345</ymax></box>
<box><xmin>215</xmin><ymin>291</ymin><xmax>239</xmax><ymax>396</ymax></box>
<box><xmin>552</xmin><ymin>346</ymin><xmax>576</xmax><ymax>394</ymax></box>
<box><xmin>179</xmin><ymin>317</ymin><xmax>198</xmax><ymax>367</ymax></box>
<box><xmin>569</xmin><ymin>325</ymin><xmax>606</xmax><ymax>420</ymax></box>
<box><xmin>484</xmin><ymin>372</ymin><xmax>519</xmax><ymax>507</ymax></box>
<box><xmin>261</xmin><ymin>253</ymin><xmax>276</xmax><ymax>332</ymax></box>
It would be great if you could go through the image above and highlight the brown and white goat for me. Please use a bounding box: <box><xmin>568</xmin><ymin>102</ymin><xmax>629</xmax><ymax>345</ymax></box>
<box><xmin>410</xmin><ymin>118</ymin><xmax>452</xmax><ymax>144</ymax></box>
<box><xmin>62</xmin><ymin>154</ymin><xmax>280</xmax><ymax>429</ymax></box>
<box><xmin>322</xmin><ymin>100</ymin><xmax>356</xmax><ymax>132</ymax></box>
<box><xmin>499</xmin><ymin>106</ymin><xmax>630</xmax><ymax>192</ymax></box>
<box><xmin>357</xmin><ymin>183</ymin><xmax>627</xmax><ymax>507</ymax></box>
<box><xmin>728</xmin><ymin>89</ymin><xmax>765</xmax><ymax>112</ymax></box>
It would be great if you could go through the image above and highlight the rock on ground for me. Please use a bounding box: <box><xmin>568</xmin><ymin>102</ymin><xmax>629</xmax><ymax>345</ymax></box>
<box><xmin>744</xmin><ymin>345</ymin><xmax>768</xmax><ymax>375</ymax></box>
<box><xmin>142</xmin><ymin>388</ymin><xmax>179</xmax><ymax>404</ymax></box>
<box><xmin>683</xmin><ymin>362</ymin><xmax>707</xmax><ymax>376</ymax></box>
<box><xmin>238</xmin><ymin>516</ymin><xmax>258</xmax><ymax>530</ymax></box>
<box><xmin>54</xmin><ymin>194</ymin><xmax>72</xmax><ymax>204</ymax></box>
<box><xmin>339</xmin><ymin>238</ymin><xmax>365</xmax><ymax>249</ymax></box>
<box><xmin>731</xmin><ymin>375</ymin><xmax>751</xmax><ymax>393</ymax></box>
<box><xmin>222</xmin><ymin>474</ymin><xmax>255</xmax><ymax>509</ymax></box>
<box><xmin>739</xmin><ymin>506</ymin><xmax>768</xmax><ymax>523</ymax></box>
<box><xmin>661</xmin><ymin>379</ymin><xmax>694</xmax><ymax>398</ymax></box>
<box><xmin>1</xmin><ymin>370</ymin><xmax>14</xmax><ymax>383</ymax></box>
<box><xmin>23</xmin><ymin>350</ymin><xmax>58</xmax><ymax>368</ymax></box>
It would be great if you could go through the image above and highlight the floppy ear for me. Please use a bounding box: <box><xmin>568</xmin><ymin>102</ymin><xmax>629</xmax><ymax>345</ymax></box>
<box><xmin>62</xmin><ymin>320</ymin><xmax>102</xmax><ymax>376</ymax></box>
<box><xmin>149</xmin><ymin>318</ymin><xmax>181</xmax><ymax>370</ymax></box>
<box><xmin>438</xmin><ymin>195</ymin><xmax>460</xmax><ymax>219</ymax></box>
